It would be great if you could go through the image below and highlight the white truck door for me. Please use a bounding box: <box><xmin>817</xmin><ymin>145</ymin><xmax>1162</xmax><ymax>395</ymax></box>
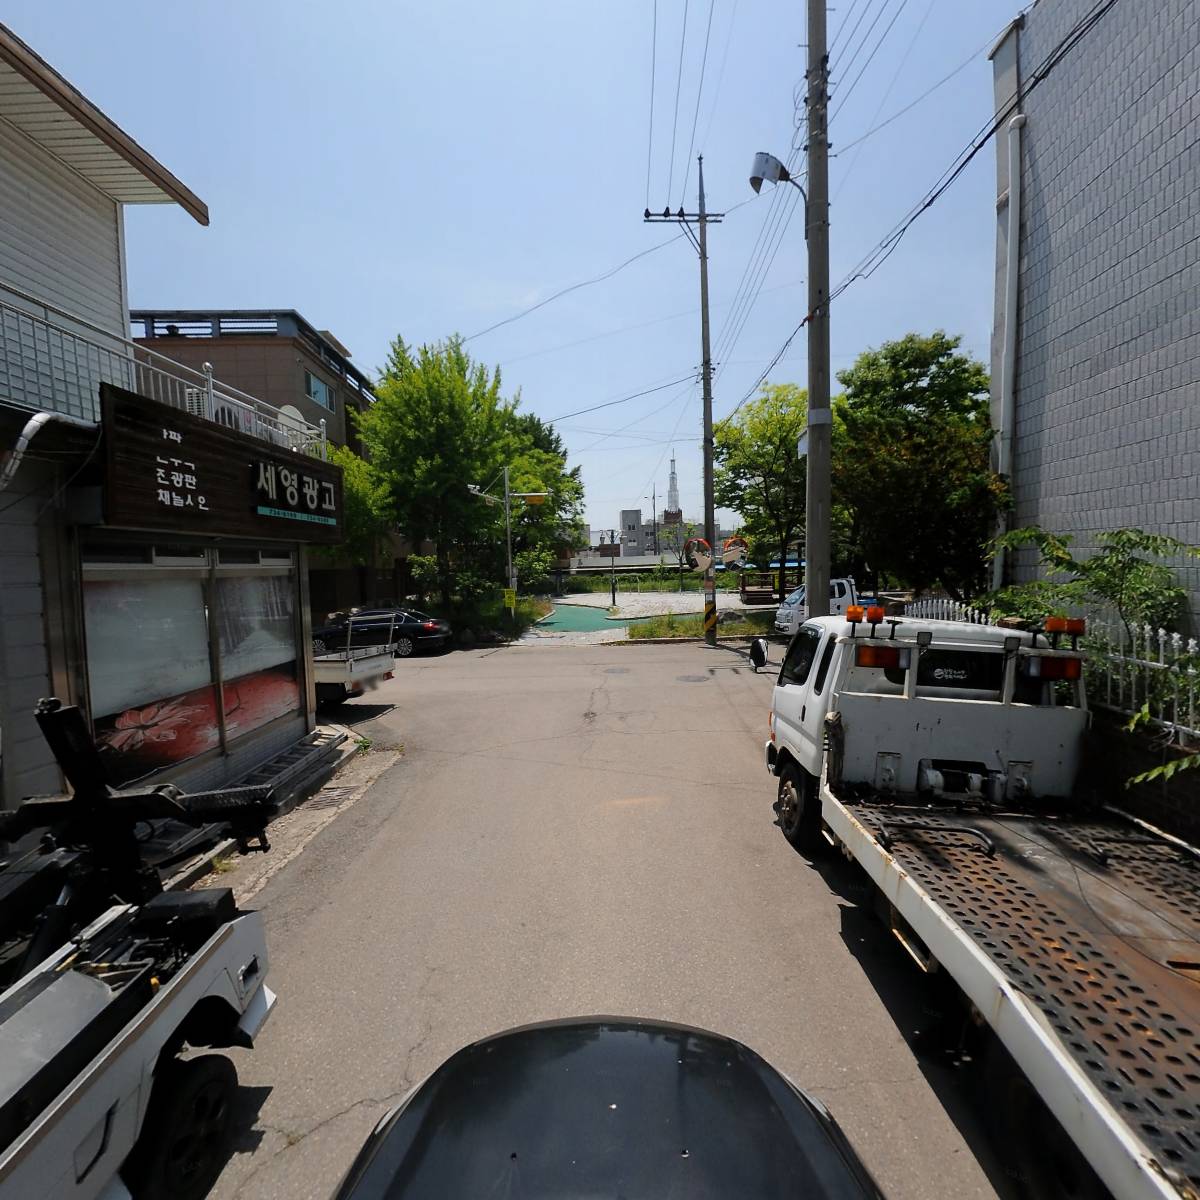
<box><xmin>773</xmin><ymin>624</ymin><xmax>826</xmax><ymax>776</ymax></box>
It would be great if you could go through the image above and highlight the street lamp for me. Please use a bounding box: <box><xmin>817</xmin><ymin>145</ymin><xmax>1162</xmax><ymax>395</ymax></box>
<box><xmin>750</xmin><ymin>148</ymin><xmax>830</xmax><ymax>618</ymax></box>
<box><xmin>468</xmin><ymin>467</ymin><xmax>549</xmax><ymax>593</ymax></box>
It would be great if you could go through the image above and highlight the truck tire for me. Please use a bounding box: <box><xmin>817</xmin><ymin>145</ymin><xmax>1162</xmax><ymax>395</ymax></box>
<box><xmin>125</xmin><ymin>1054</ymin><xmax>237</xmax><ymax>1200</ymax></box>
<box><xmin>776</xmin><ymin>762</ymin><xmax>823</xmax><ymax>853</ymax></box>
<box><xmin>981</xmin><ymin>1040</ymin><xmax>1108</xmax><ymax>1200</ymax></box>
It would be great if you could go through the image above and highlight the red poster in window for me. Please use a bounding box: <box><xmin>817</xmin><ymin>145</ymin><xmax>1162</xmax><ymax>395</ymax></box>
<box><xmin>94</xmin><ymin>665</ymin><xmax>300</xmax><ymax>784</ymax></box>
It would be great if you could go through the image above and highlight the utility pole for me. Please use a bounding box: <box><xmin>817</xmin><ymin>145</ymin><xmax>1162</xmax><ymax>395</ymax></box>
<box><xmin>608</xmin><ymin>529</ymin><xmax>617</xmax><ymax>607</ymax></box>
<box><xmin>652</xmin><ymin>485</ymin><xmax>658</xmax><ymax>555</ymax></box>
<box><xmin>805</xmin><ymin>0</ymin><xmax>832</xmax><ymax>618</ymax></box>
<box><xmin>503</xmin><ymin>465</ymin><xmax>515</xmax><ymax>592</ymax></box>
<box><xmin>645</xmin><ymin>155</ymin><xmax>723</xmax><ymax>645</ymax></box>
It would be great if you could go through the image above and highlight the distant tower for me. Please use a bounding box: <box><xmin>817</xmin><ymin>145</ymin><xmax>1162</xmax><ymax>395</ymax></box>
<box><xmin>663</xmin><ymin>451</ymin><xmax>683</xmax><ymax>525</ymax></box>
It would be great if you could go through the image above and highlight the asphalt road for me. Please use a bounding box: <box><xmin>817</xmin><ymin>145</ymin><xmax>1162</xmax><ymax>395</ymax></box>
<box><xmin>210</xmin><ymin>641</ymin><xmax>1011</xmax><ymax>1200</ymax></box>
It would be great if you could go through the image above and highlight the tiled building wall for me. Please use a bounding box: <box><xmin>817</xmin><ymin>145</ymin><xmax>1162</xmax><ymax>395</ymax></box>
<box><xmin>1007</xmin><ymin>0</ymin><xmax>1200</xmax><ymax>620</ymax></box>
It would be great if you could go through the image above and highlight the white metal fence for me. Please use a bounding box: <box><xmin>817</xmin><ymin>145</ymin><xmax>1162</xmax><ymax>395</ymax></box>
<box><xmin>903</xmin><ymin>598</ymin><xmax>1200</xmax><ymax>749</ymax></box>
<box><xmin>0</xmin><ymin>288</ymin><xmax>327</xmax><ymax>459</ymax></box>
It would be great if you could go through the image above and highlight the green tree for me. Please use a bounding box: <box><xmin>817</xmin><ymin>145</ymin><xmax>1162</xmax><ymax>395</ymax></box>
<box><xmin>714</xmin><ymin>383</ymin><xmax>808</xmax><ymax>601</ymax></box>
<box><xmin>986</xmin><ymin>527</ymin><xmax>1200</xmax><ymax>639</ymax></box>
<box><xmin>358</xmin><ymin>336</ymin><xmax>582</xmax><ymax>605</ymax></box>
<box><xmin>833</xmin><ymin>332</ymin><xmax>1005</xmax><ymax>599</ymax></box>
<box><xmin>320</xmin><ymin>445</ymin><xmax>394</xmax><ymax>568</ymax></box>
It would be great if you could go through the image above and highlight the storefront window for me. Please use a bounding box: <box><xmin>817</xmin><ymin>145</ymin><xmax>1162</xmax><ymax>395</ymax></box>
<box><xmin>84</xmin><ymin>577</ymin><xmax>220</xmax><ymax>783</ymax></box>
<box><xmin>82</xmin><ymin>545</ymin><xmax>302</xmax><ymax>784</ymax></box>
<box><xmin>215</xmin><ymin>576</ymin><xmax>301</xmax><ymax>743</ymax></box>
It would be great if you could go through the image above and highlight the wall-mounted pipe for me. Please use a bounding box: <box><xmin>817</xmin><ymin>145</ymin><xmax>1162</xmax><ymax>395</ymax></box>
<box><xmin>992</xmin><ymin>112</ymin><xmax>1026</xmax><ymax>592</ymax></box>
<box><xmin>0</xmin><ymin>411</ymin><xmax>98</xmax><ymax>496</ymax></box>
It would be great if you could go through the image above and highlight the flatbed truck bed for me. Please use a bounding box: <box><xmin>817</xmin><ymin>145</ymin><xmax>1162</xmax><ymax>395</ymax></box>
<box><xmin>822</xmin><ymin>783</ymin><xmax>1200</xmax><ymax>1200</ymax></box>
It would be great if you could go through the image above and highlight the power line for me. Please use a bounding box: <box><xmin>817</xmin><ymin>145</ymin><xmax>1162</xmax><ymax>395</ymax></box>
<box><xmin>830</xmin><ymin>0</ymin><xmax>889</xmax><ymax>89</ymax></box>
<box><xmin>829</xmin><ymin>0</ymin><xmax>1122</xmax><ymax>307</ymax></box>
<box><xmin>573</xmin><ymin>378</ymin><xmax>700</xmax><ymax>451</ymax></box>
<box><xmin>727</xmin><ymin>0</ymin><xmax>1122</xmax><ymax>424</ymax></box>
<box><xmin>548</xmin><ymin>374</ymin><xmax>697</xmax><ymax>423</ymax></box>
<box><xmin>833</xmin><ymin>0</ymin><xmax>934</xmax><ymax>202</ymax></box>
<box><xmin>836</xmin><ymin>24</ymin><xmax>991</xmax><ymax>155</ymax></box>
<box><xmin>699</xmin><ymin>0</ymin><xmax>739</xmax><ymax>148</ymax></box>
<box><xmin>666</xmin><ymin>0</ymin><xmax>691</xmax><ymax>202</ymax></box>
<box><xmin>829</xmin><ymin>0</ymin><xmax>875</xmax><ymax>67</ymax></box>
<box><xmin>680</xmin><ymin>0</ymin><xmax>718</xmax><ymax>207</ymax></box>
<box><xmin>645</xmin><ymin>0</ymin><xmax>658</xmax><ymax>210</ymax></box>
<box><xmin>828</xmin><ymin>0</ymin><xmax>865</xmax><ymax>57</ymax></box>
<box><xmin>829</xmin><ymin>0</ymin><xmax>911</xmax><ymax>125</ymax></box>
<box><xmin>463</xmin><ymin>236</ymin><xmax>684</xmax><ymax>342</ymax></box>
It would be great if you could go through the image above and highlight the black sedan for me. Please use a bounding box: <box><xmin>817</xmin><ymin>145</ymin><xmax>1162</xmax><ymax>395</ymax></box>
<box><xmin>312</xmin><ymin>608</ymin><xmax>452</xmax><ymax>658</ymax></box>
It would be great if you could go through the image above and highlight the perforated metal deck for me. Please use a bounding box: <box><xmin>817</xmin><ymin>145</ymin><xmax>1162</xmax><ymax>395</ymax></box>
<box><xmin>847</xmin><ymin>802</ymin><xmax>1200</xmax><ymax>1195</ymax></box>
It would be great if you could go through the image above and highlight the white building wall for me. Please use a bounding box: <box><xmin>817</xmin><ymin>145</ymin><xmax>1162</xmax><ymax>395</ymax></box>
<box><xmin>0</xmin><ymin>115</ymin><xmax>125</xmax><ymax>335</ymax></box>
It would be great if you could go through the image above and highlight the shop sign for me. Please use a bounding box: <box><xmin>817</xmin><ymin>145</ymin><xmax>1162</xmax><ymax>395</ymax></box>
<box><xmin>101</xmin><ymin>384</ymin><xmax>343</xmax><ymax>544</ymax></box>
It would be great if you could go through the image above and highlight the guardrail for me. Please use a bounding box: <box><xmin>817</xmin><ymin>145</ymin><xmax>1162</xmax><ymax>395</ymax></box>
<box><xmin>0</xmin><ymin>287</ymin><xmax>327</xmax><ymax>458</ymax></box>
<box><xmin>903</xmin><ymin>597</ymin><xmax>1199</xmax><ymax>749</ymax></box>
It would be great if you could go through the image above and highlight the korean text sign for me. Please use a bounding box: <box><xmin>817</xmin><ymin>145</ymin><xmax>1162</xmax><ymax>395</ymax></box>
<box><xmin>101</xmin><ymin>384</ymin><xmax>344</xmax><ymax>544</ymax></box>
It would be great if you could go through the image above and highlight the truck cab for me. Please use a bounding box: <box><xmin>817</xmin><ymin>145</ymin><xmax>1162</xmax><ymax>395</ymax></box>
<box><xmin>773</xmin><ymin>578</ymin><xmax>859</xmax><ymax>637</ymax></box>
<box><xmin>765</xmin><ymin>611</ymin><xmax>1089</xmax><ymax>849</ymax></box>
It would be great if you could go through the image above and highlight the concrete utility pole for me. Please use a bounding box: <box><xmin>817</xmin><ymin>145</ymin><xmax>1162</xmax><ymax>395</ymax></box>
<box><xmin>697</xmin><ymin>158</ymin><xmax>718</xmax><ymax>646</ymax></box>
<box><xmin>645</xmin><ymin>156</ymin><xmax>723</xmax><ymax>645</ymax></box>
<box><xmin>608</xmin><ymin>529</ymin><xmax>617</xmax><ymax>607</ymax></box>
<box><xmin>805</xmin><ymin>0</ymin><xmax>832</xmax><ymax>618</ymax></box>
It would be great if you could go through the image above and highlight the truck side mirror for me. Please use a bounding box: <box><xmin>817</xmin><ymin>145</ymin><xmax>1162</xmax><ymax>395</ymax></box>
<box><xmin>749</xmin><ymin>638</ymin><xmax>768</xmax><ymax>672</ymax></box>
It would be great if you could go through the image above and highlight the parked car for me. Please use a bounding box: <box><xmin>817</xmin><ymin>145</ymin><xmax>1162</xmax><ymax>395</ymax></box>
<box><xmin>313</xmin><ymin>608</ymin><xmax>452</xmax><ymax>658</ymax></box>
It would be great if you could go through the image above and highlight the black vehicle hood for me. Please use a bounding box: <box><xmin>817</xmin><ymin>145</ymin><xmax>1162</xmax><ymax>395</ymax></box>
<box><xmin>333</xmin><ymin>1017</ymin><xmax>884</xmax><ymax>1200</ymax></box>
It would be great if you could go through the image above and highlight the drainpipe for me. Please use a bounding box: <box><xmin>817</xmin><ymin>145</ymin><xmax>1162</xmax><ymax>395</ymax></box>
<box><xmin>992</xmin><ymin>112</ymin><xmax>1026</xmax><ymax>592</ymax></box>
<box><xmin>0</xmin><ymin>411</ymin><xmax>98</xmax><ymax>496</ymax></box>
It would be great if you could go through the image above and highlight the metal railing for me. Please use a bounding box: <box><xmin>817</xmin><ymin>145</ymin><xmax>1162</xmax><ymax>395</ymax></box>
<box><xmin>903</xmin><ymin>597</ymin><xmax>1200</xmax><ymax>748</ymax></box>
<box><xmin>0</xmin><ymin>286</ymin><xmax>327</xmax><ymax>458</ymax></box>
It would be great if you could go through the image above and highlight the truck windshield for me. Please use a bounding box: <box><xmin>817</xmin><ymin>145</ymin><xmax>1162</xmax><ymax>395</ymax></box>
<box><xmin>782</xmin><ymin>587</ymin><xmax>805</xmax><ymax>607</ymax></box>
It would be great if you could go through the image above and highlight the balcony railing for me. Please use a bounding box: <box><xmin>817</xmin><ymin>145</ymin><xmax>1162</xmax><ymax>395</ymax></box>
<box><xmin>0</xmin><ymin>287</ymin><xmax>327</xmax><ymax>458</ymax></box>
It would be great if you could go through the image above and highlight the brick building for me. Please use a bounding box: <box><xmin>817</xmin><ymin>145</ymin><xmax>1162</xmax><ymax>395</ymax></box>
<box><xmin>989</xmin><ymin>2</ymin><xmax>1200</xmax><ymax>617</ymax></box>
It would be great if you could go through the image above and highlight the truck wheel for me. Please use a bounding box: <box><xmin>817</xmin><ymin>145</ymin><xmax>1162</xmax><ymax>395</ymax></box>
<box><xmin>125</xmin><ymin>1054</ymin><xmax>237</xmax><ymax>1200</ymax></box>
<box><xmin>776</xmin><ymin>763</ymin><xmax>823</xmax><ymax>853</ymax></box>
<box><xmin>395</xmin><ymin>636</ymin><xmax>415</xmax><ymax>657</ymax></box>
<box><xmin>981</xmin><ymin>1041</ymin><xmax>1108</xmax><ymax>1200</ymax></box>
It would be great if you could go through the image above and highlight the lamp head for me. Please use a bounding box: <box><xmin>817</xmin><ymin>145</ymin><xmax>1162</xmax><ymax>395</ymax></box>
<box><xmin>750</xmin><ymin>151</ymin><xmax>789</xmax><ymax>194</ymax></box>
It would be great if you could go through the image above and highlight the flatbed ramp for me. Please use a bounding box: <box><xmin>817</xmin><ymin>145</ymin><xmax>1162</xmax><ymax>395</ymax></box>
<box><xmin>826</xmin><ymin>794</ymin><xmax>1200</xmax><ymax>1200</ymax></box>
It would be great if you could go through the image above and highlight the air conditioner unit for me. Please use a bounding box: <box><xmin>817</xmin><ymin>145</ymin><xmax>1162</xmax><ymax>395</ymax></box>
<box><xmin>184</xmin><ymin>387</ymin><xmax>207</xmax><ymax>418</ymax></box>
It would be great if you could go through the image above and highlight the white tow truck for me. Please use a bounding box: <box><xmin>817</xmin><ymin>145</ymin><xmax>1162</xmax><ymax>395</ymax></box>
<box><xmin>773</xmin><ymin>577</ymin><xmax>861</xmax><ymax>637</ymax></box>
<box><xmin>0</xmin><ymin>700</ymin><xmax>278</xmax><ymax>1200</ymax></box>
<box><xmin>764</xmin><ymin>610</ymin><xmax>1200</xmax><ymax>1200</ymax></box>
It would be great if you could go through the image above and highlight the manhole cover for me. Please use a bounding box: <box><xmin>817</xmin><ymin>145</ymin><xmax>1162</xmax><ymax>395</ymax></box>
<box><xmin>676</xmin><ymin>675</ymin><xmax>710</xmax><ymax>683</ymax></box>
<box><xmin>605</xmin><ymin>667</ymin><xmax>630</xmax><ymax>674</ymax></box>
<box><xmin>307</xmin><ymin>786</ymin><xmax>353</xmax><ymax>810</ymax></box>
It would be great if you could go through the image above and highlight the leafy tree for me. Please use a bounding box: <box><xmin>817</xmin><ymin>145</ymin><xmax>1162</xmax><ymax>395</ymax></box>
<box><xmin>833</xmin><ymin>332</ymin><xmax>1005</xmax><ymax>599</ymax></box>
<box><xmin>317</xmin><ymin>445</ymin><xmax>394</xmax><ymax>568</ymax></box>
<box><xmin>985</xmin><ymin>526</ymin><xmax>1200</xmax><ymax>639</ymax></box>
<box><xmin>714</xmin><ymin>384</ymin><xmax>808</xmax><ymax>600</ymax></box>
<box><xmin>358</xmin><ymin>336</ymin><xmax>582</xmax><ymax>604</ymax></box>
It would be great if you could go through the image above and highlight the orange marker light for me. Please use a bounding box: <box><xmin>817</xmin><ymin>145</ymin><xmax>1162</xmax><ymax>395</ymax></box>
<box><xmin>846</xmin><ymin>605</ymin><xmax>865</xmax><ymax>622</ymax></box>
<box><xmin>1065</xmin><ymin>617</ymin><xmax>1086</xmax><ymax>636</ymax></box>
<box><xmin>1044</xmin><ymin>616</ymin><xmax>1068</xmax><ymax>633</ymax></box>
<box><xmin>865</xmin><ymin>605</ymin><xmax>885</xmax><ymax>624</ymax></box>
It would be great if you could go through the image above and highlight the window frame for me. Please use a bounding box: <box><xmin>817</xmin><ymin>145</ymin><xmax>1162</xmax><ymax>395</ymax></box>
<box><xmin>304</xmin><ymin>368</ymin><xmax>335</xmax><ymax>411</ymax></box>
<box><xmin>778</xmin><ymin>623</ymin><xmax>823</xmax><ymax>688</ymax></box>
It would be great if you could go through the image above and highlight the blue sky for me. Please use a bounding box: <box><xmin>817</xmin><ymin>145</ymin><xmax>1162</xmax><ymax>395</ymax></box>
<box><xmin>9</xmin><ymin>1</ymin><xmax>1013</xmax><ymax>532</ymax></box>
